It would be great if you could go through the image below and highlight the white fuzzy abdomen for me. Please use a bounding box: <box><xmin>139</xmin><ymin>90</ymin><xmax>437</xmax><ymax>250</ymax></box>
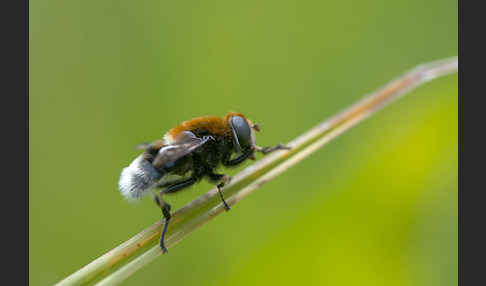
<box><xmin>118</xmin><ymin>155</ymin><xmax>163</xmax><ymax>201</ymax></box>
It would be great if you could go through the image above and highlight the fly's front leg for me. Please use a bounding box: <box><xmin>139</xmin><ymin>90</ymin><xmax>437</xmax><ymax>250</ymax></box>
<box><xmin>250</xmin><ymin>123</ymin><xmax>290</xmax><ymax>154</ymax></box>
<box><xmin>208</xmin><ymin>173</ymin><xmax>232</xmax><ymax>211</ymax></box>
<box><xmin>255</xmin><ymin>143</ymin><xmax>291</xmax><ymax>155</ymax></box>
<box><xmin>222</xmin><ymin>150</ymin><xmax>254</xmax><ymax>166</ymax></box>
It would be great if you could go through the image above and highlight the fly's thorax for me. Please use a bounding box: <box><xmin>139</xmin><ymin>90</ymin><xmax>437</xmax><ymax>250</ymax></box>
<box><xmin>165</xmin><ymin>115</ymin><xmax>231</xmax><ymax>144</ymax></box>
<box><xmin>189</xmin><ymin>135</ymin><xmax>233</xmax><ymax>170</ymax></box>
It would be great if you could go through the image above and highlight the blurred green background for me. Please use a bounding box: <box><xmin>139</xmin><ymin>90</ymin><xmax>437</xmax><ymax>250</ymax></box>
<box><xmin>30</xmin><ymin>0</ymin><xmax>457</xmax><ymax>285</ymax></box>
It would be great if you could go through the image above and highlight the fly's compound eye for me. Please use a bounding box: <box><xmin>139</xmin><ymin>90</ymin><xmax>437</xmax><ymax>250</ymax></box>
<box><xmin>230</xmin><ymin>116</ymin><xmax>252</xmax><ymax>152</ymax></box>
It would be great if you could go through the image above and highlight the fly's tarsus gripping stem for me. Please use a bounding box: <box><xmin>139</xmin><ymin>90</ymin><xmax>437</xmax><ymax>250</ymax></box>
<box><xmin>255</xmin><ymin>143</ymin><xmax>291</xmax><ymax>155</ymax></box>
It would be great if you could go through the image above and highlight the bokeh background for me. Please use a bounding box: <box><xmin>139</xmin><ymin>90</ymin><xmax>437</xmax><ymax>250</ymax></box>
<box><xmin>30</xmin><ymin>0</ymin><xmax>457</xmax><ymax>285</ymax></box>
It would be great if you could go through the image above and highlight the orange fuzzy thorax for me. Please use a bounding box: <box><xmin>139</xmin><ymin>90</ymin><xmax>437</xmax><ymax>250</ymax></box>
<box><xmin>164</xmin><ymin>112</ymin><xmax>251</xmax><ymax>143</ymax></box>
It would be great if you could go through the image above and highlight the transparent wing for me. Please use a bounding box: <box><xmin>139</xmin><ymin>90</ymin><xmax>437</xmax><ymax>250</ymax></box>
<box><xmin>134</xmin><ymin>139</ymin><xmax>165</xmax><ymax>151</ymax></box>
<box><xmin>152</xmin><ymin>131</ymin><xmax>212</xmax><ymax>169</ymax></box>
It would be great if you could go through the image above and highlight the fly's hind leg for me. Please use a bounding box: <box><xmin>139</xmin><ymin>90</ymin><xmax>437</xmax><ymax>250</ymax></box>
<box><xmin>208</xmin><ymin>173</ymin><xmax>232</xmax><ymax>211</ymax></box>
<box><xmin>152</xmin><ymin>192</ymin><xmax>172</xmax><ymax>254</ymax></box>
<box><xmin>154</xmin><ymin>177</ymin><xmax>198</xmax><ymax>253</ymax></box>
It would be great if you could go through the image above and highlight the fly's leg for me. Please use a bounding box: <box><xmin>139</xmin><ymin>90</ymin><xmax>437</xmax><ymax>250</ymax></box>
<box><xmin>152</xmin><ymin>193</ymin><xmax>171</xmax><ymax>254</ymax></box>
<box><xmin>208</xmin><ymin>173</ymin><xmax>231</xmax><ymax>211</ymax></box>
<box><xmin>222</xmin><ymin>150</ymin><xmax>254</xmax><ymax>166</ymax></box>
<box><xmin>155</xmin><ymin>177</ymin><xmax>192</xmax><ymax>189</ymax></box>
<box><xmin>251</xmin><ymin>124</ymin><xmax>290</xmax><ymax>154</ymax></box>
<box><xmin>163</xmin><ymin>177</ymin><xmax>198</xmax><ymax>193</ymax></box>
<box><xmin>154</xmin><ymin>177</ymin><xmax>198</xmax><ymax>253</ymax></box>
<box><xmin>217</xmin><ymin>177</ymin><xmax>231</xmax><ymax>211</ymax></box>
<box><xmin>255</xmin><ymin>143</ymin><xmax>291</xmax><ymax>155</ymax></box>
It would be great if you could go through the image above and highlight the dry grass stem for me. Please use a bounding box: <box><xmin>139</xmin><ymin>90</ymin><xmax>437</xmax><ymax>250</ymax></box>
<box><xmin>55</xmin><ymin>56</ymin><xmax>458</xmax><ymax>286</ymax></box>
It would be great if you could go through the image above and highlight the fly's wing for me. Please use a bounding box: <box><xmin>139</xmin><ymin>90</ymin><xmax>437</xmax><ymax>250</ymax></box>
<box><xmin>152</xmin><ymin>131</ymin><xmax>212</xmax><ymax>169</ymax></box>
<box><xmin>134</xmin><ymin>140</ymin><xmax>165</xmax><ymax>151</ymax></box>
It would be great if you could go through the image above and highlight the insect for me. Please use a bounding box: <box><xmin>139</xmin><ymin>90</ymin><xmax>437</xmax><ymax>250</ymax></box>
<box><xmin>118</xmin><ymin>112</ymin><xmax>289</xmax><ymax>253</ymax></box>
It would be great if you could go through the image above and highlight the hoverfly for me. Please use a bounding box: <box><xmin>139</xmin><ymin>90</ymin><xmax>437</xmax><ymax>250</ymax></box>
<box><xmin>118</xmin><ymin>112</ymin><xmax>289</xmax><ymax>253</ymax></box>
